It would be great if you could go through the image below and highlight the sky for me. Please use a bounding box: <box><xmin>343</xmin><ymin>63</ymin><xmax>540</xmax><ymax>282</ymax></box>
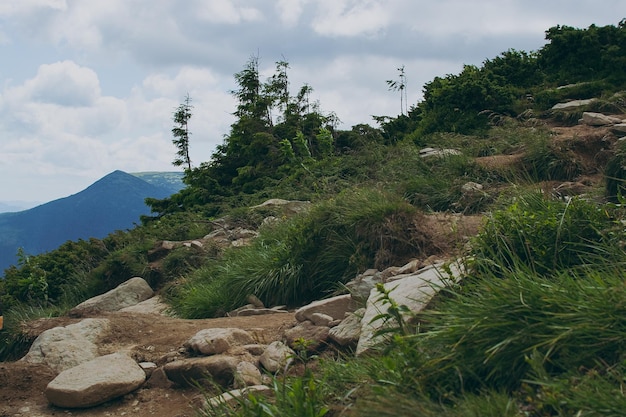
<box><xmin>0</xmin><ymin>0</ymin><xmax>623</xmax><ymax>204</ymax></box>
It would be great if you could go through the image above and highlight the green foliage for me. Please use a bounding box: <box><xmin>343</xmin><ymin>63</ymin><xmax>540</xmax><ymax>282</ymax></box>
<box><xmin>172</xmin><ymin>94</ymin><xmax>193</xmax><ymax>170</ymax></box>
<box><xmin>521</xmin><ymin>135</ymin><xmax>583</xmax><ymax>181</ymax></box>
<box><xmin>169</xmin><ymin>189</ymin><xmax>437</xmax><ymax>317</ymax></box>
<box><xmin>199</xmin><ymin>371</ymin><xmax>329</xmax><ymax>417</ymax></box>
<box><xmin>472</xmin><ymin>192</ymin><xmax>612</xmax><ymax>275</ymax></box>
<box><xmin>605</xmin><ymin>141</ymin><xmax>626</xmax><ymax>202</ymax></box>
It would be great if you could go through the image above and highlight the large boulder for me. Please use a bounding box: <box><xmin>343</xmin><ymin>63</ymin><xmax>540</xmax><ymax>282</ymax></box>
<box><xmin>295</xmin><ymin>294</ymin><xmax>358</xmax><ymax>322</ymax></box>
<box><xmin>163</xmin><ymin>355</ymin><xmax>239</xmax><ymax>387</ymax></box>
<box><xmin>45</xmin><ymin>352</ymin><xmax>146</xmax><ymax>408</ymax></box>
<box><xmin>284</xmin><ymin>321</ymin><xmax>330</xmax><ymax>352</ymax></box>
<box><xmin>580</xmin><ymin>112</ymin><xmax>623</xmax><ymax>126</ymax></box>
<box><xmin>259</xmin><ymin>341</ymin><xmax>294</xmax><ymax>373</ymax></box>
<box><xmin>21</xmin><ymin>318</ymin><xmax>110</xmax><ymax>373</ymax></box>
<box><xmin>184</xmin><ymin>328</ymin><xmax>255</xmax><ymax>355</ymax></box>
<box><xmin>69</xmin><ymin>277</ymin><xmax>154</xmax><ymax>317</ymax></box>
<box><xmin>329</xmin><ymin>309</ymin><xmax>364</xmax><ymax>347</ymax></box>
<box><xmin>551</xmin><ymin>98</ymin><xmax>595</xmax><ymax>110</ymax></box>
<box><xmin>356</xmin><ymin>261</ymin><xmax>464</xmax><ymax>356</ymax></box>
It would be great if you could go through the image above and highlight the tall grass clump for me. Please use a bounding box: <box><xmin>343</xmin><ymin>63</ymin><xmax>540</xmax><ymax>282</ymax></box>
<box><xmin>521</xmin><ymin>135</ymin><xmax>583</xmax><ymax>181</ymax></box>
<box><xmin>170</xmin><ymin>188</ymin><xmax>438</xmax><ymax>317</ymax></box>
<box><xmin>342</xmin><ymin>260</ymin><xmax>626</xmax><ymax>414</ymax></box>
<box><xmin>471</xmin><ymin>191</ymin><xmax>614</xmax><ymax>275</ymax></box>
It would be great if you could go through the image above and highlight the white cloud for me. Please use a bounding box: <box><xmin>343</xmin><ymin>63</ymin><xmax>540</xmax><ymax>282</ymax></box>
<box><xmin>311</xmin><ymin>0</ymin><xmax>391</xmax><ymax>37</ymax></box>
<box><xmin>275</xmin><ymin>0</ymin><xmax>308</xmax><ymax>27</ymax></box>
<box><xmin>194</xmin><ymin>0</ymin><xmax>263</xmax><ymax>24</ymax></box>
<box><xmin>20</xmin><ymin>61</ymin><xmax>101</xmax><ymax>106</ymax></box>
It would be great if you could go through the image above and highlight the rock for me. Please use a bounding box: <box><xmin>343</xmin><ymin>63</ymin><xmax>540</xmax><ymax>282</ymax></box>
<box><xmin>45</xmin><ymin>352</ymin><xmax>145</xmax><ymax>408</ymax></box>
<box><xmin>612</xmin><ymin>123</ymin><xmax>626</xmax><ymax>136</ymax></box>
<box><xmin>551</xmin><ymin>98</ymin><xmax>595</xmax><ymax>110</ymax></box>
<box><xmin>251</xmin><ymin>199</ymin><xmax>311</xmax><ymax>214</ymax></box>
<box><xmin>381</xmin><ymin>259</ymin><xmax>420</xmax><ymax>280</ymax></box>
<box><xmin>329</xmin><ymin>309</ymin><xmax>364</xmax><ymax>347</ymax></box>
<box><xmin>310</xmin><ymin>312</ymin><xmax>334</xmax><ymax>327</ymax></box>
<box><xmin>345</xmin><ymin>270</ymin><xmax>383</xmax><ymax>302</ymax></box>
<box><xmin>139</xmin><ymin>362</ymin><xmax>157</xmax><ymax>378</ymax></box>
<box><xmin>229</xmin><ymin>306</ymin><xmax>290</xmax><ymax>317</ymax></box>
<box><xmin>69</xmin><ymin>277</ymin><xmax>154</xmax><ymax>317</ymax></box>
<box><xmin>294</xmin><ymin>294</ymin><xmax>358</xmax><ymax>322</ymax></box>
<box><xmin>247</xmin><ymin>294</ymin><xmax>265</xmax><ymax>308</ymax></box>
<box><xmin>284</xmin><ymin>321</ymin><xmax>330</xmax><ymax>352</ymax></box>
<box><xmin>234</xmin><ymin>361</ymin><xmax>263</xmax><ymax>388</ymax></box>
<box><xmin>21</xmin><ymin>318</ymin><xmax>110</xmax><ymax>373</ymax></box>
<box><xmin>419</xmin><ymin>147</ymin><xmax>461</xmax><ymax>158</ymax></box>
<box><xmin>259</xmin><ymin>341</ymin><xmax>294</xmax><ymax>373</ymax></box>
<box><xmin>461</xmin><ymin>182</ymin><xmax>484</xmax><ymax>193</ymax></box>
<box><xmin>145</xmin><ymin>367</ymin><xmax>174</xmax><ymax>389</ymax></box>
<box><xmin>356</xmin><ymin>261</ymin><xmax>465</xmax><ymax>356</ymax></box>
<box><xmin>119</xmin><ymin>295</ymin><xmax>169</xmax><ymax>315</ymax></box>
<box><xmin>163</xmin><ymin>355</ymin><xmax>239</xmax><ymax>387</ymax></box>
<box><xmin>200</xmin><ymin>385</ymin><xmax>272</xmax><ymax>410</ymax></box>
<box><xmin>580</xmin><ymin>112</ymin><xmax>623</xmax><ymax>126</ymax></box>
<box><xmin>242</xmin><ymin>344</ymin><xmax>267</xmax><ymax>356</ymax></box>
<box><xmin>185</xmin><ymin>328</ymin><xmax>255</xmax><ymax>355</ymax></box>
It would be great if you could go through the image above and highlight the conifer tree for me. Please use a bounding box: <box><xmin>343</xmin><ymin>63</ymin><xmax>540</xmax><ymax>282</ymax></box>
<box><xmin>172</xmin><ymin>94</ymin><xmax>193</xmax><ymax>171</ymax></box>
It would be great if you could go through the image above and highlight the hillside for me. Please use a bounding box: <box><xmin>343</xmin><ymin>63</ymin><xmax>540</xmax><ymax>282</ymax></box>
<box><xmin>1</xmin><ymin>21</ymin><xmax>626</xmax><ymax>417</ymax></box>
<box><xmin>0</xmin><ymin>170</ymin><xmax>175</xmax><ymax>273</ymax></box>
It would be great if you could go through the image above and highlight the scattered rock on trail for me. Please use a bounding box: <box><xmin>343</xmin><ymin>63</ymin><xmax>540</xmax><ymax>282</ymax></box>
<box><xmin>329</xmin><ymin>309</ymin><xmax>364</xmax><ymax>347</ymax></box>
<box><xmin>45</xmin><ymin>352</ymin><xmax>145</xmax><ymax>408</ymax></box>
<box><xmin>163</xmin><ymin>355</ymin><xmax>239</xmax><ymax>388</ymax></box>
<box><xmin>259</xmin><ymin>341</ymin><xmax>295</xmax><ymax>373</ymax></box>
<box><xmin>69</xmin><ymin>277</ymin><xmax>154</xmax><ymax>318</ymax></box>
<box><xmin>21</xmin><ymin>318</ymin><xmax>110</xmax><ymax>373</ymax></box>
<box><xmin>184</xmin><ymin>328</ymin><xmax>255</xmax><ymax>355</ymax></box>
<box><xmin>294</xmin><ymin>294</ymin><xmax>357</xmax><ymax>322</ymax></box>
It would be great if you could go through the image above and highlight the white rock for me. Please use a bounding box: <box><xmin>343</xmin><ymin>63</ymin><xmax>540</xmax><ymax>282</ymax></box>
<box><xmin>21</xmin><ymin>318</ymin><xmax>110</xmax><ymax>373</ymax></box>
<box><xmin>234</xmin><ymin>361</ymin><xmax>263</xmax><ymax>388</ymax></box>
<box><xmin>294</xmin><ymin>294</ymin><xmax>357</xmax><ymax>322</ymax></box>
<box><xmin>259</xmin><ymin>341</ymin><xmax>294</xmax><ymax>373</ymax></box>
<box><xmin>580</xmin><ymin>112</ymin><xmax>623</xmax><ymax>126</ymax></box>
<box><xmin>45</xmin><ymin>352</ymin><xmax>145</xmax><ymax>408</ymax></box>
<box><xmin>551</xmin><ymin>99</ymin><xmax>595</xmax><ymax>110</ymax></box>
<box><xmin>356</xmin><ymin>261</ymin><xmax>465</xmax><ymax>355</ymax></box>
<box><xmin>69</xmin><ymin>277</ymin><xmax>154</xmax><ymax>317</ymax></box>
<box><xmin>329</xmin><ymin>309</ymin><xmax>364</xmax><ymax>347</ymax></box>
<box><xmin>185</xmin><ymin>328</ymin><xmax>255</xmax><ymax>355</ymax></box>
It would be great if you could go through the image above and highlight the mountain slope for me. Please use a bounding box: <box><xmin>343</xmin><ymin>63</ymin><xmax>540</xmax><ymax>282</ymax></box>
<box><xmin>0</xmin><ymin>170</ymin><xmax>174</xmax><ymax>273</ymax></box>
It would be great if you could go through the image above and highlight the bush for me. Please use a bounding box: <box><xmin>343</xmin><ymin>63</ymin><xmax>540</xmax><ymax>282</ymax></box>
<box><xmin>472</xmin><ymin>192</ymin><xmax>612</xmax><ymax>275</ymax></box>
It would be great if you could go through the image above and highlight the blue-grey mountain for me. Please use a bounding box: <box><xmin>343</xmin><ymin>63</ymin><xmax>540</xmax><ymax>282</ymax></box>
<box><xmin>0</xmin><ymin>170</ymin><xmax>183</xmax><ymax>273</ymax></box>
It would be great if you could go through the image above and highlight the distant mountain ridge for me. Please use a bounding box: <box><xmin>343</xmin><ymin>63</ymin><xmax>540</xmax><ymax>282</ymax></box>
<box><xmin>0</xmin><ymin>170</ymin><xmax>183</xmax><ymax>274</ymax></box>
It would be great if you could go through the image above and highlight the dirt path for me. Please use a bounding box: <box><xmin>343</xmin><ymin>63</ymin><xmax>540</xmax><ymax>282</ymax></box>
<box><xmin>0</xmin><ymin>311</ymin><xmax>297</xmax><ymax>417</ymax></box>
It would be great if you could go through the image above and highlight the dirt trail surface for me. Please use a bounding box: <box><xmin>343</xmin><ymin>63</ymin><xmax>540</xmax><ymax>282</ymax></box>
<box><xmin>0</xmin><ymin>311</ymin><xmax>297</xmax><ymax>417</ymax></box>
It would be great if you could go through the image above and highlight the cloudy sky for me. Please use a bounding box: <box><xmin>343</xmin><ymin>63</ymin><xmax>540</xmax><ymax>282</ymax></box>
<box><xmin>0</xmin><ymin>0</ymin><xmax>623</xmax><ymax>204</ymax></box>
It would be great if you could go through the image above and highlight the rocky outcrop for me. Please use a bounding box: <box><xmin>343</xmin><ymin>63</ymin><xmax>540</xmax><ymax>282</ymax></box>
<box><xmin>21</xmin><ymin>318</ymin><xmax>110</xmax><ymax>373</ymax></box>
<box><xmin>45</xmin><ymin>352</ymin><xmax>145</xmax><ymax>408</ymax></box>
<box><xmin>69</xmin><ymin>277</ymin><xmax>154</xmax><ymax>318</ymax></box>
<box><xmin>551</xmin><ymin>98</ymin><xmax>596</xmax><ymax>110</ymax></box>
<box><xmin>356</xmin><ymin>261</ymin><xmax>464</xmax><ymax>355</ymax></box>
<box><xmin>580</xmin><ymin>112</ymin><xmax>624</xmax><ymax>126</ymax></box>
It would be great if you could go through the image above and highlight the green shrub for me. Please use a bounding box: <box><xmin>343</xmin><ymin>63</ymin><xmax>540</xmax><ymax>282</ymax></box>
<box><xmin>472</xmin><ymin>192</ymin><xmax>611</xmax><ymax>275</ymax></box>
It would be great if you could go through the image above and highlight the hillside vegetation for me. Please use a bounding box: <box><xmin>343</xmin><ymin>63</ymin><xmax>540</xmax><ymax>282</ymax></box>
<box><xmin>2</xmin><ymin>20</ymin><xmax>626</xmax><ymax>416</ymax></box>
